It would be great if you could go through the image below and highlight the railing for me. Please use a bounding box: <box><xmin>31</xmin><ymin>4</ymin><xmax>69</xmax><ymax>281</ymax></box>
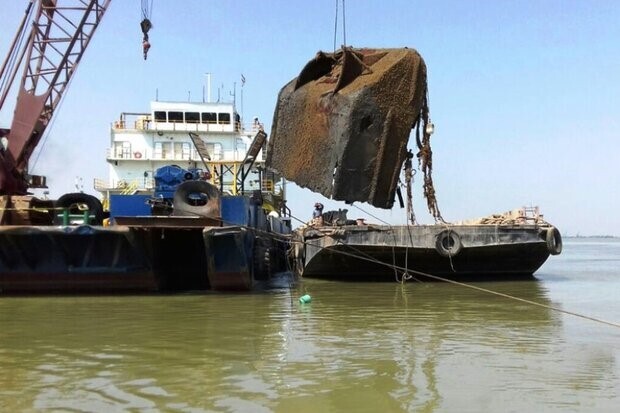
<box><xmin>112</xmin><ymin>117</ymin><xmax>263</xmax><ymax>135</ymax></box>
<box><xmin>105</xmin><ymin>147</ymin><xmax>232</xmax><ymax>162</ymax></box>
<box><xmin>93</xmin><ymin>178</ymin><xmax>108</xmax><ymax>191</ymax></box>
<box><xmin>106</xmin><ymin>148</ymin><xmax>198</xmax><ymax>161</ymax></box>
<box><xmin>94</xmin><ymin>178</ymin><xmax>154</xmax><ymax>192</ymax></box>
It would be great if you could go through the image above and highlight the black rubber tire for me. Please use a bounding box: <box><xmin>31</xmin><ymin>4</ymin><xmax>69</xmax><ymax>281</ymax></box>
<box><xmin>435</xmin><ymin>229</ymin><xmax>463</xmax><ymax>258</ymax></box>
<box><xmin>546</xmin><ymin>226</ymin><xmax>562</xmax><ymax>255</ymax></box>
<box><xmin>55</xmin><ymin>192</ymin><xmax>104</xmax><ymax>225</ymax></box>
<box><xmin>172</xmin><ymin>180</ymin><xmax>221</xmax><ymax>218</ymax></box>
<box><xmin>291</xmin><ymin>239</ymin><xmax>305</xmax><ymax>276</ymax></box>
<box><xmin>253</xmin><ymin>237</ymin><xmax>273</xmax><ymax>281</ymax></box>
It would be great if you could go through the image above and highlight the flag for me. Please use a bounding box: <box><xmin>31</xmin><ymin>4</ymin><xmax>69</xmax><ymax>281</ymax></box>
<box><xmin>241</xmin><ymin>74</ymin><xmax>246</xmax><ymax>86</ymax></box>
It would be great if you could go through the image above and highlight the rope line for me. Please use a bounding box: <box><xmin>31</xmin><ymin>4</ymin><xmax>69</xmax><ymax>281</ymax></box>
<box><xmin>283</xmin><ymin>209</ymin><xmax>619</xmax><ymax>329</ymax></box>
<box><xmin>333</xmin><ymin>0</ymin><xmax>338</xmax><ymax>53</ymax></box>
<box><xmin>298</xmin><ymin>232</ymin><xmax>620</xmax><ymax>329</ymax></box>
<box><xmin>350</xmin><ymin>203</ymin><xmax>392</xmax><ymax>226</ymax></box>
<box><xmin>342</xmin><ymin>0</ymin><xmax>347</xmax><ymax>48</ymax></box>
<box><xmin>16</xmin><ymin>203</ymin><xmax>614</xmax><ymax>329</ymax></box>
<box><xmin>332</xmin><ymin>0</ymin><xmax>347</xmax><ymax>52</ymax></box>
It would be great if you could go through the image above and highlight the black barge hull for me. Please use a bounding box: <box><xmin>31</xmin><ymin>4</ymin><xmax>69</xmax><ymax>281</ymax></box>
<box><xmin>296</xmin><ymin>224</ymin><xmax>561</xmax><ymax>280</ymax></box>
<box><xmin>0</xmin><ymin>219</ymin><xmax>291</xmax><ymax>294</ymax></box>
<box><xmin>0</xmin><ymin>225</ymin><xmax>156</xmax><ymax>294</ymax></box>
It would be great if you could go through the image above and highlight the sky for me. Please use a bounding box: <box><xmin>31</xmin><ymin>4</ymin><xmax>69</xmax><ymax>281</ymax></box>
<box><xmin>1</xmin><ymin>0</ymin><xmax>619</xmax><ymax>236</ymax></box>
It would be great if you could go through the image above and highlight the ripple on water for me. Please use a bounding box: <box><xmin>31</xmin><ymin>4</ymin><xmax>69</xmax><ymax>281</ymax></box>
<box><xmin>1</xmin><ymin>248</ymin><xmax>619</xmax><ymax>412</ymax></box>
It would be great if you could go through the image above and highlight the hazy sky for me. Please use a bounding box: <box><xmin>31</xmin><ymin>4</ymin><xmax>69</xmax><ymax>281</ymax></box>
<box><xmin>1</xmin><ymin>0</ymin><xmax>619</xmax><ymax>235</ymax></box>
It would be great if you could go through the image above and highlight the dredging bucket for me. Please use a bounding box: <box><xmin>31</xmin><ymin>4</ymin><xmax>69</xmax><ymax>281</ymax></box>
<box><xmin>267</xmin><ymin>47</ymin><xmax>429</xmax><ymax>209</ymax></box>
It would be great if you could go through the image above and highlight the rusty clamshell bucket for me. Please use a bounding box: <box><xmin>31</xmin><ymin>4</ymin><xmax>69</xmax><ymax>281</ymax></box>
<box><xmin>266</xmin><ymin>47</ymin><xmax>430</xmax><ymax>209</ymax></box>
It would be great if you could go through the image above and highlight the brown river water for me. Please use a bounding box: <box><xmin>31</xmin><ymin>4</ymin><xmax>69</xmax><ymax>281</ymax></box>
<box><xmin>1</xmin><ymin>238</ymin><xmax>619</xmax><ymax>412</ymax></box>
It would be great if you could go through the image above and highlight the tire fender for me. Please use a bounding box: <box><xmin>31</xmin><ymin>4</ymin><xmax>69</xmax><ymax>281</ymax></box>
<box><xmin>435</xmin><ymin>229</ymin><xmax>463</xmax><ymax>258</ymax></box>
<box><xmin>55</xmin><ymin>192</ymin><xmax>105</xmax><ymax>225</ymax></box>
<box><xmin>172</xmin><ymin>180</ymin><xmax>221</xmax><ymax>218</ymax></box>
<box><xmin>546</xmin><ymin>226</ymin><xmax>562</xmax><ymax>255</ymax></box>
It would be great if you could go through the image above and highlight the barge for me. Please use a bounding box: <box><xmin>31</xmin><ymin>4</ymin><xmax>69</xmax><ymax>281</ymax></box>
<box><xmin>293</xmin><ymin>208</ymin><xmax>562</xmax><ymax>280</ymax></box>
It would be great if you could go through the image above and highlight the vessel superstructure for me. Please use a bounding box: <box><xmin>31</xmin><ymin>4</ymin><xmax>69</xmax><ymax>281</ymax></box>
<box><xmin>96</xmin><ymin>100</ymin><xmax>284</xmax><ymax>207</ymax></box>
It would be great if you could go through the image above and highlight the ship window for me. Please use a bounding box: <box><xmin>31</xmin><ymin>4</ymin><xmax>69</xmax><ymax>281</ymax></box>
<box><xmin>121</xmin><ymin>141</ymin><xmax>132</xmax><ymax>159</ymax></box>
<box><xmin>201</xmin><ymin>112</ymin><xmax>217</xmax><ymax>124</ymax></box>
<box><xmin>174</xmin><ymin>142</ymin><xmax>191</xmax><ymax>160</ymax></box>
<box><xmin>185</xmin><ymin>112</ymin><xmax>200</xmax><ymax>123</ymax></box>
<box><xmin>182</xmin><ymin>142</ymin><xmax>191</xmax><ymax>159</ymax></box>
<box><xmin>154</xmin><ymin>111</ymin><xmax>167</xmax><ymax>122</ymax></box>
<box><xmin>168</xmin><ymin>111</ymin><xmax>184</xmax><ymax>122</ymax></box>
<box><xmin>218</xmin><ymin>113</ymin><xmax>231</xmax><ymax>124</ymax></box>
<box><xmin>154</xmin><ymin>142</ymin><xmax>170</xmax><ymax>159</ymax></box>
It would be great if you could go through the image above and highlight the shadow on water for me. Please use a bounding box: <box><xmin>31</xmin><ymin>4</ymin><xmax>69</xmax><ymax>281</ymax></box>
<box><xmin>0</xmin><ymin>271</ymin><xmax>298</xmax><ymax>298</ymax></box>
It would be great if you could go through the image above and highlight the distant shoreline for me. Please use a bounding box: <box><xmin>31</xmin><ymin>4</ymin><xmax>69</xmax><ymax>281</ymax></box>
<box><xmin>565</xmin><ymin>235</ymin><xmax>618</xmax><ymax>239</ymax></box>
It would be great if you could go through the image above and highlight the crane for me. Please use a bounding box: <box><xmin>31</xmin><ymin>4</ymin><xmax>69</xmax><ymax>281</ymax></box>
<box><xmin>0</xmin><ymin>0</ymin><xmax>112</xmax><ymax>199</ymax></box>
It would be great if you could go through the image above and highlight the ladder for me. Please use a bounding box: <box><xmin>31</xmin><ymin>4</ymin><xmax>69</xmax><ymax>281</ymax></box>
<box><xmin>242</xmin><ymin>130</ymin><xmax>267</xmax><ymax>165</ymax></box>
<box><xmin>238</xmin><ymin>130</ymin><xmax>268</xmax><ymax>192</ymax></box>
<box><xmin>189</xmin><ymin>132</ymin><xmax>211</xmax><ymax>166</ymax></box>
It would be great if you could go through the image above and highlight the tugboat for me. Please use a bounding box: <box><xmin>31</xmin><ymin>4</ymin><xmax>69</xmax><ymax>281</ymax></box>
<box><xmin>94</xmin><ymin>98</ymin><xmax>292</xmax><ymax>291</ymax></box>
<box><xmin>0</xmin><ymin>96</ymin><xmax>292</xmax><ymax>294</ymax></box>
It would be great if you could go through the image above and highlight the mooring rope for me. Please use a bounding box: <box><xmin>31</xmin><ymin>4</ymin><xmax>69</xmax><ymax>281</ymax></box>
<box><xmin>280</xmin><ymin>211</ymin><xmax>620</xmax><ymax>329</ymax></box>
<box><xmin>298</xmin><ymin>231</ymin><xmax>620</xmax><ymax>329</ymax></box>
<box><xmin>347</xmin><ymin>202</ymin><xmax>407</xmax><ymax>281</ymax></box>
<box><xmin>106</xmin><ymin>207</ymin><xmax>619</xmax><ymax>329</ymax></box>
<box><xmin>350</xmin><ymin>203</ymin><xmax>392</xmax><ymax>226</ymax></box>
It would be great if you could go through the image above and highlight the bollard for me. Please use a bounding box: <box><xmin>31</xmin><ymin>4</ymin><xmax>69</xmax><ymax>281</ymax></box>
<box><xmin>299</xmin><ymin>294</ymin><xmax>312</xmax><ymax>304</ymax></box>
<box><xmin>62</xmin><ymin>209</ymin><xmax>69</xmax><ymax>226</ymax></box>
<box><xmin>83</xmin><ymin>210</ymin><xmax>90</xmax><ymax>224</ymax></box>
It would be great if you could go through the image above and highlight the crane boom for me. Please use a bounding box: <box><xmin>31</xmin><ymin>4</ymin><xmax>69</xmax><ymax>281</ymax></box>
<box><xmin>0</xmin><ymin>0</ymin><xmax>111</xmax><ymax>195</ymax></box>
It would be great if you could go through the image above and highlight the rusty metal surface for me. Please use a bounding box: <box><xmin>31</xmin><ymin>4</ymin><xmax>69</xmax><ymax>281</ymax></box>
<box><xmin>0</xmin><ymin>195</ymin><xmax>55</xmax><ymax>225</ymax></box>
<box><xmin>267</xmin><ymin>47</ymin><xmax>428</xmax><ymax>209</ymax></box>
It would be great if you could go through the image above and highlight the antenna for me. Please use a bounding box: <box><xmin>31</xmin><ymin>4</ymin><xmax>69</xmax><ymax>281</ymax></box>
<box><xmin>205</xmin><ymin>72</ymin><xmax>211</xmax><ymax>103</ymax></box>
<box><xmin>230</xmin><ymin>82</ymin><xmax>236</xmax><ymax>108</ymax></box>
<box><xmin>240</xmin><ymin>74</ymin><xmax>245</xmax><ymax>124</ymax></box>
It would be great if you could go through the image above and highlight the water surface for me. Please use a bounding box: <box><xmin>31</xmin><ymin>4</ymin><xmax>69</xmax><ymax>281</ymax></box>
<box><xmin>1</xmin><ymin>238</ymin><xmax>619</xmax><ymax>412</ymax></box>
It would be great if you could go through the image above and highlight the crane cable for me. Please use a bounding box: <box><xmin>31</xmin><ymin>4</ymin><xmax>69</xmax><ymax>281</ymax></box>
<box><xmin>332</xmin><ymin>0</ymin><xmax>347</xmax><ymax>53</ymax></box>
<box><xmin>140</xmin><ymin>0</ymin><xmax>154</xmax><ymax>60</ymax></box>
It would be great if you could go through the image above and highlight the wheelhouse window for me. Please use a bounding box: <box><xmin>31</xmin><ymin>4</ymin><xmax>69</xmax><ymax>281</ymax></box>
<box><xmin>201</xmin><ymin>112</ymin><xmax>217</xmax><ymax>124</ymax></box>
<box><xmin>185</xmin><ymin>112</ymin><xmax>200</xmax><ymax>123</ymax></box>
<box><xmin>154</xmin><ymin>111</ymin><xmax>167</xmax><ymax>122</ymax></box>
<box><xmin>168</xmin><ymin>111</ymin><xmax>184</xmax><ymax>123</ymax></box>
<box><xmin>218</xmin><ymin>113</ymin><xmax>231</xmax><ymax>124</ymax></box>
